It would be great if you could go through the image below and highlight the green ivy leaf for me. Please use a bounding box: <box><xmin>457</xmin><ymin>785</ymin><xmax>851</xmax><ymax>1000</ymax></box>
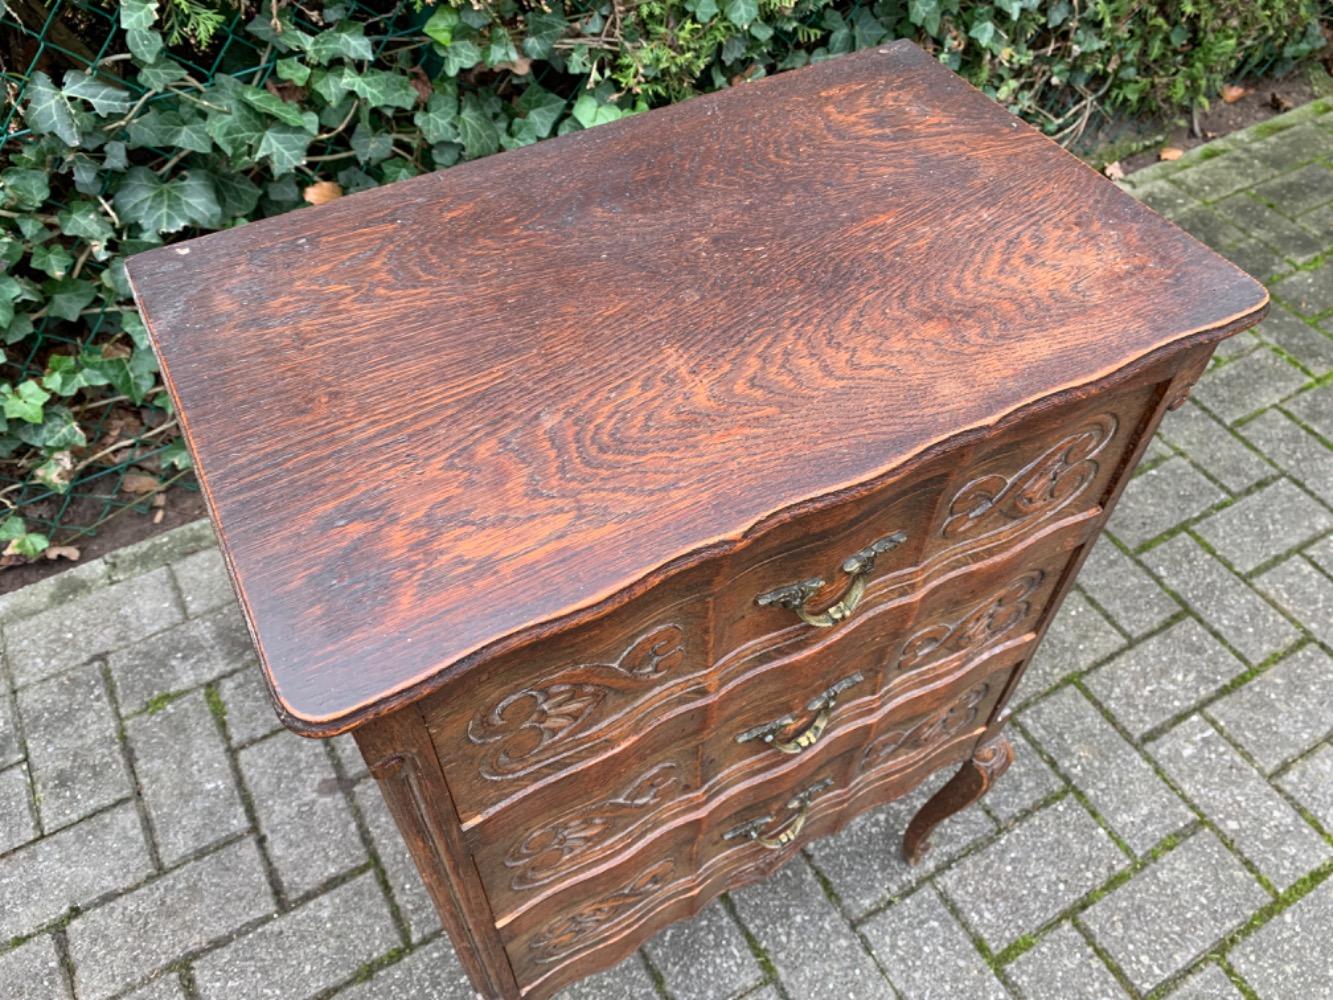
<box><xmin>119</xmin><ymin>0</ymin><xmax>158</xmax><ymax>31</ymax></box>
<box><xmin>138</xmin><ymin>59</ymin><xmax>188</xmax><ymax>90</ymax></box>
<box><xmin>160</xmin><ymin>439</ymin><xmax>194</xmax><ymax>470</ymax></box>
<box><xmin>128</xmin><ymin>29</ymin><xmax>165</xmax><ymax>63</ymax></box>
<box><xmin>171</xmin><ymin>115</ymin><xmax>213</xmax><ymax>154</ymax></box>
<box><xmin>25</xmin><ymin>71</ymin><xmax>80</xmax><ymax>146</ymax></box>
<box><xmin>341</xmin><ymin>68</ymin><xmax>418</xmax><ymax>110</ymax></box>
<box><xmin>511</xmin><ymin>84</ymin><xmax>564</xmax><ymax>143</ymax></box>
<box><xmin>239</xmin><ymin>87</ymin><xmax>315</xmax><ymax>130</ymax></box>
<box><xmin>44</xmin><ymin>277</ymin><xmax>97</xmax><ymax>320</ymax></box>
<box><xmin>908</xmin><ymin>0</ymin><xmax>942</xmax><ymax>35</ymax></box>
<box><xmin>414</xmin><ymin>92</ymin><xmax>459</xmax><ymax>144</ymax></box>
<box><xmin>276</xmin><ymin>58</ymin><xmax>311</xmax><ymax>86</ymax></box>
<box><xmin>424</xmin><ymin>7</ymin><xmax>459</xmax><ymax>46</ymax></box>
<box><xmin>127</xmin><ymin>108</ymin><xmax>180</xmax><ymax>147</ymax></box>
<box><xmin>62</xmin><ymin>71</ymin><xmax>134</xmax><ymax>116</ymax></box>
<box><xmin>256</xmin><ymin>126</ymin><xmax>311</xmax><ymax>175</ymax></box>
<box><xmin>43</xmin><ymin>353</ymin><xmax>109</xmax><ymax>396</ymax></box>
<box><xmin>522</xmin><ymin>9</ymin><xmax>566</xmax><ymax>59</ymax></box>
<box><xmin>308</xmin><ymin>22</ymin><xmax>374</xmax><ymax>64</ymax></box>
<box><xmin>724</xmin><ymin>0</ymin><xmax>759</xmax><ymax>29</ymax></box>
<box><xmin>84</xmin><ymin>347</ymin><xmax>157</xmax><ymax>404</ymax></box>
<box><xmin>33</xmin><ymin>451</ymin><xmax>76</xmax><ymax>494</ymax></box>
<box><xmin>2</xmin><ymin>380</ymin><xmax>50</xmax><ymax>424</ymax></box>
<box><xmin>114</xmin><ymin>167</ymin><xmax>222</xmax><ymax>234</ymax></box>
<box><xmin>57</xmin><ymin>200</ymin><xmax>115</xmax><ymax>244</ymax></box>
<box><xmin>0</xmin><ymin>516</ymin><xmax>48</xmax><ymax>557</ymax></box>
<box><xmin>18</xmin><ymin>406</ymin><xmax>86</xmax><ymax>450</ymax></box>
<box><xmin>970</xmin><ymin>19</ymin><xmax>998</xmax><ymax>48</ymax></box>
<box><xmin>205</xmin><ymin>105</ymin><xmax>266</xmax><ymax>158</ymax></box>
<box><xmin>457</xmin><ymin>93</ymin><xmax>501</xmax><ymax>158</ymax></box>
<box><xmin>350</xmin><ymin>122</ymin><xmax>393</xmax><ymax>164</ymax></box>
<box><xmin>440</xmin><ymin>39</ymin><xmax>483</xmax><ymax>76</ymax></box>
<box><xmin>200</xmin><ymin>169</ymin><xmax>261</xmax><ymax>218</ymax></box>
<box><xmin>31</xmin><ymin>244</ymin><xmax>75</xmax><ymax>280</ymax></box>
<box><xmin>0</xmin><ymin>168</ymin><xmax>50</xmax><ymax>210</ymax></box>
<box><xmin>571</xmin><ymin>93</ymin><xmax>626</xmax><ymax>129</ymax></box>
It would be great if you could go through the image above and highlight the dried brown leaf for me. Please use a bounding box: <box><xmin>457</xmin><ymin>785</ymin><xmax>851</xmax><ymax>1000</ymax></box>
<box><xmin>1102</xmin><ymin>161</ymin><xmax>1126</xmax><ymax>181</ymax></box>
<box><xmin>1221</xmin><ymin>84</ymin><xmax>1248</xmax><ymax>104</ymax></box>
<box><xmin>303</xmin><ymin>180</ymin><xmax>343</xmax><ymax>206</ymax></box>
<box><xmin>44</xmin><ymin>545</ymin><xmax>80</xmax><ymax>561</ymax></box>
<box><xmin>1158</xmin><ymin>147</ymin><xmax>1184</xmax><ymax>161</ymax></box>
<box><xmin>121</xmin><ymin>472</ymin><xmax>160</xmax><ymax>494</ymax></box>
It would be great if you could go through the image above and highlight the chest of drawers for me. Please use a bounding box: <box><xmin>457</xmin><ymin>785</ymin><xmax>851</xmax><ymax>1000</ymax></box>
<box><xmin>127</xmin><ymin>41</ymin><xmax>1267</xmax><ymax>999</ymax></box>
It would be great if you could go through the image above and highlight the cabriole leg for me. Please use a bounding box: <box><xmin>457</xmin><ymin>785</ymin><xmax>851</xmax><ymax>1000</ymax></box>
<box><xmin>902</xmin><ymin>730</ymin><xmax>1014</xmax><ymax>866</ymax></box>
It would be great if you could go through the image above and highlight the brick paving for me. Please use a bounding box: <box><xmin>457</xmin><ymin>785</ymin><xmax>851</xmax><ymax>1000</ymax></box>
<box><xmin>1</xmin><ymin>98</ymin><xmax>1331</xmax><ymax>999</ymax></box>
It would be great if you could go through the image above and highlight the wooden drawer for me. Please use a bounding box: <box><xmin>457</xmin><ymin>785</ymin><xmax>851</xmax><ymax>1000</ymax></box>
<box><xmin>718</xmin><ymin>380</ymin><xmax>1156</xmax><ymax>662</ymax></box>
<box><xmin>463</xmin><ymin>507</ymin><xmax>1082</xmax><ymax>921</ymax></box>
<box><xmin>500</xmin><ymin>644</ymin><xmax>1021</xmax><ymax>997</ymax></box>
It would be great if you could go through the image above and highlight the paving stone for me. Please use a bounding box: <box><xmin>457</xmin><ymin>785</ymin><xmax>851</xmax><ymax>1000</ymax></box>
<box><xmin>240</xmin><ymin>731</ymin><xmax>365</xmax><ymax>899</ymax></box>
<box><xmin>1083</xmin><ymin>830</ymin><xmax>1264</xmax><ymax>993</ymax></box>
<box><xmin>1212</xmin><ymin>330</ymin><xmax>1263</xmax><ymax>363</ymax></box>
<box><xmin>1142</xmin><ymin>534</ymin><xmax>1299</xmax><ymax>664</ymax></box>
<box><xmin>1278</xmin><ymin>743</ymin><xmax>1333</xmax><ymax>830</ymax></box>
<box><xmin>328</xmin><ymin>732</ymin><xmax>366</xmax><ymax>778</ymax></box>
<box><xmin>0</xmin><ymin>935</ymin><xmax>68</xmax><ymax>1000</ymax></box>
<box><xmin>1257</xmin><ymin>305</ymin><xmax>1333</xmax><ymax>374</ymax></box>
<box><xmin>938</xmin><ymin>797</ymin><xmax>1124</xmax><ymax>950</ymax></box>
<box><xmin>1194</xmin><ymin>479</ymin><xmax>1333</xmax><ymax>574</ymax></box>
<box><xmin>3</xmin><ymin>567</ymin><xmax>183</xmax><ymax>687</ymax></box>
<box><xmin>353</xmin><ymin>779</ymin><xmax>441</xmax><ymax>941</ymax></box>
<box><xmin>0</xmin><ymin>686</ymin><xmax>22</xmax><ymax>768</ymax></box>
<box><xmin>1285</xmin><ymin>382</ymin><xmax>1333</xmax><ymax>439</ymax></box>
<box><xmin>121</xmin><ymin>977</ymin><xmax>188</xmax><ymax>1000</ymax></box>
<box><xmin>1230</xmin><ymin>877</ymin><xmax>1333</xmax><ymax>1000</ymax></box>
<box><xmin>1138</xmin><ymin>437</ymin><xmax>1174</xmax><ymax>467</ymax></box>
<box><xmin>1171</xmin><ymin>153</ymin><xmax>1274</xmax><ymax>204</ymax></box>
<box><xmin>1221</xmin><ymin>237</ymin><xmax>1287</xmax><ymax>283</ymax></box>
<box><xmin>731</xmin><ymin>858</ymin><xmax>886</xmax><ymax>998</ymax></box>
<box><xmin>1157</xmin><ymin>402</ymin><xmax>1271</xmax><ymax>493</ymax></box>
<box><xmin>127</xmin><ymin>690</ymin><xmax>247</xmax><ymax>865</ymax></box>
<box><xmin>218</xmin><ymin>664</ymin><xmax>282</xmax><ymax>745</ymax></box>
<box><xmin>980</xmin><ymin>729</ymin><xmax>1064</xmax><ymax>822</ymax></box>
<box><xmin>1150</xmin><ymin>715</ymin><xmax>1331</xmax><ymax>889</ymax></box>
<box><xmin>1005</xmin><ymin>923</ymin><xmax>1126</xmax><ymax>1000</ymax></box>
<box><xmin>1166</xmin><ymin>963</ymin><xmax>1243</xmax><ymax>999</ymax></box>
<box><xmin>555</xmin><ymin>954</ymin><xmax>658</xmax><ymax>999</ymax></box>
<box><xmin>17</xmin><ymin>662</ymin><xmax>131</xmax><ymax>830</ymax></box>
<box><xmin>1240</xmin><ymin>408</ymin><xmax>1333</xmax><ymax>498</ymax></box>
<box><xmin>192</xmin><ymin>871</ymin><xmax>396</xmax><ymax>1000</ymax></box>
<box><xmin>109</xmin><ymin>605</ymin><xmax>256</xmax><ymax>714</ymax></box>
<box><xmin>862</xmin><ymin>886</ymin><xmax>1006</xmax><ymax>1000</ymax></box>
<box><xmin>802</xmin><ymin>771</ymin><xmax>995</xmax><ymax>919</ymax></box>
<box><xmin>1022</xmin><ymin>687</ymin><xmax>1191</xmax><ymax>855</ymax></box>
<box><xmin>1308</xmin><ymin>535</ymin><xmax>1333</xmax><ymax>576</ymax></box>
<box><xmin>0</xmin><ymin>557</ymin><xmax>110</xmax><ymax>626</ymax></box>
<box><xmin>1209</xmin><ymin>646</ymin><xmax>1333</xmax><ymax>772</ymax></box>
<box><xmin>1170</xmin><ymin>204</ymin><xmax>1246</xmax><ymax>249</ymax></box>
<box><xmin>0</xmin><ymin>763</ymin><xmax>36</xmax><ymax>853</ymax></box>
<box><xmin>1105</xmin><ymin>458</ymin><xmax>1226</xmax><ymax>548</ymax></box>
<box><xmin>1019</xmin><ymin>592</ymin><xmax>1126</xmax><ymax>698</ymax></box>
<box><xmin>1245</xmin><ymin>121</ymin><xmax>1331</xmax><ymax>175</ymax></box>
<box><xmin>67</xmin><ymin>838</ymin><xmax>272</xmax><ymax>1000</ymax></box>
<box><xmin>1086</xmin><ymin>620</ymin><xmax>1246</xmax><ymax>738</ymax></box>
<box><xmin>1135</xmin><ymin>180</ymin><xmax>1199</xmax><ymax>217</ymax></box>
<box><xmin>1277</xmin><ymin>258</ymin><xmax>1333</xmax><ymax>318</ymax></box>
<box><xmin>1192</xmin><ymin>348</ymin><xmax>1310</xmax><ymax>425</ymax></box>
<box><xmin>1076</xmin><ymin>537</ymin><xmax>1178</xmax><ymax>637</ymax></box>
<box><xmin>1254</xmin><ymin>162</ymin><xmax>1333</xmax><ymax>216</ymax></box>
<box><xmin>102</xmin><ymin>519</ymin><xmax>217</xmax><ymax>583</ymax></box>
<box><xmin>643</xmin><ymin>900</ymin><xmax>762</xmax><ymax>1000</ymax></box>
<box><xmin>337</xmin><ymin>938</ymin><xmax>475</xmax><ymax>1000</ymax></box>
<box><xmin>0</xmin><ymin>802</ymin><xmax>151</xmax><ymax>940</ymax></box>
<box><xmin>1256</xmin><ymin>555</ymin><xmax>1333</xmax><ymax>647</ymax></box>
<box><xmin>1213</xmin><ymin>192</ymin><xmax>1328</xmax><ymax>261</ymax></box>
<box><xmin>171</xmin><ymin>546</ymin><xmax>233</xmax><ymax>617</ymax></box>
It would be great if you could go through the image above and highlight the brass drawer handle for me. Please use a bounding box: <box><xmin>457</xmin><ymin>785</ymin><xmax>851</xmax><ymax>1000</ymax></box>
<box><xmin>756</xmin><ymin>532</ymin><xmax>906</xmax><ymax>627</ymax></box>
<box><xmin>736</xmin><ymin>672</ymin><xmax>865</xmax><ymax>755</ymax></box>
<box><xmin>724</xmin><ymin>778</ymin><xmax>835</xmax><ymax>850</ymax></box>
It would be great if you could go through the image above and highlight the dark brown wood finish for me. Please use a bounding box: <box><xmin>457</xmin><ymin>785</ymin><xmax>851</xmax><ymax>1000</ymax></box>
<box><xmin>129</xmin><ymin>41</ymin><xmax>1268</xmax><ymax>1000</ymax></box>
<box><xmin>128</xmin><ymin>41</ymin><xmax>1265</xmax><ymax>736</ymax></box>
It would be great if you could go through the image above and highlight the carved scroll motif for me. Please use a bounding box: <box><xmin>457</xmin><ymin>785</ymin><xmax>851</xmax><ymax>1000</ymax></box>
<box><xmin>504</xmin><ymin>762</ymin><xmax>681</xmax><ymax>891</ymax></box>
<box><xmin>528</xmin><ymin>859</ymin><xmax>674</xmax><ymax>964</ymax></box>
<box><xmin>862</xmin><ymin>681</ymin><xmax>991</xmax><ymax>766</ymax></box>
<box><xmin>895</xmin><ymin>570</ymin><xmax>1043</xmax><ymax>675</ymax></box>
<box><xmin>942</xmin><ymin>414</ymin><xmax>1117</xmax><ymax>540</ymax></box>
<box><xmin>468</xmin><ymin>624</ymin><xmax>685</xmax><ymax>780</ymax></box>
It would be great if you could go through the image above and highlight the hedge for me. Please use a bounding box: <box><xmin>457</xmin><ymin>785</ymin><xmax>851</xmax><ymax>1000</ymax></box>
<box><xmin>0</xmin><ymin>0</ymin><xmax>1326</xmax><ymax>558</ymax></box>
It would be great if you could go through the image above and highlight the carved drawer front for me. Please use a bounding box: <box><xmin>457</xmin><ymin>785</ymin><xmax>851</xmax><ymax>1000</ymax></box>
<box><xmin>723</xmin><ymin>380</ymin><xmax>1158</xmax><ymax>664</ymax></box>
<box><xmin>422</xmin><ymin>574</ymin><xmax>715</xmax><ymax>828</ymax></box>
<box><xmin>496</xmin><ymin>643</ymin><xmax>1023</xmax><ymax>998</ymax></box>
<box><xmin>466</xmin><ymin>509</ymin><xmax>1091</xmax><ymax>923</ymax></box>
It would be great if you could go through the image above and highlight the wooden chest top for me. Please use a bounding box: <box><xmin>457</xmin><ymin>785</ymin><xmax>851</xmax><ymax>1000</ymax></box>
<box><xmin>127</xmin><ymin>41</ymin><xmax>1266</xmax><ymax>736</ymax></box>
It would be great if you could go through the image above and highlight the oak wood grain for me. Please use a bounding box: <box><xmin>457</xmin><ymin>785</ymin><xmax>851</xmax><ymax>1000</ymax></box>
<box><xmin>127</xmin><ymin>41</ymin><xmax>1266</xmax><ymax>735</ymax></box>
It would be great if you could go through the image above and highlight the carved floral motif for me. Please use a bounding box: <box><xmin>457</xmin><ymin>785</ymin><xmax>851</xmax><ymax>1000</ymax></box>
<box><xmin>468</xmin><ymin>624</ymin><xmax>685</xmax><ymax>780</ymax></box>
<box><xmin>895</xmin><ymin>570</ymin><xmax>1043</xmax><ymax>675</ymax></box>
<box><xmin>942</xmin><ymin>414</ymin><xmax>1117</xmax><ymax>539</ymax></box>
<box><xmin>528</xmin><ymin>859</ymin><xmax>674</xmax><ymax>964</ymax></box>
<box><xmin>862</xmin><ymin>681</ymin><xmax>991</xmax><ymax>766</ymax></box>
<box><xmin>504</xmin><ymin>762</ymin><xmax>681</xmax><ymax>891</ymax></box>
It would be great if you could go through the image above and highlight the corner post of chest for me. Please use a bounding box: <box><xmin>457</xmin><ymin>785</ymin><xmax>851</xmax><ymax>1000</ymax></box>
<box><xmin>354</xmin><ymin>707</ymin><xmax>522</xmax><ymax>999</ymax></box>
